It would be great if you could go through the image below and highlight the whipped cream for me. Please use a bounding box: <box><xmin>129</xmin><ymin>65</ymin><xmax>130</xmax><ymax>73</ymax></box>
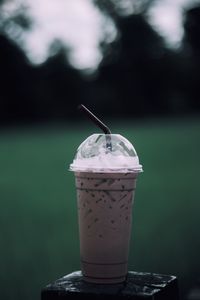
<box><xmin>70</xmin><ymin>152</ymin><xmax>142</xmax><ymax>173</ymax></box>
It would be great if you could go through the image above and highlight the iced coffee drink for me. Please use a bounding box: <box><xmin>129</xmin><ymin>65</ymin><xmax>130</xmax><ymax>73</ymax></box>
<box><xmin>70</xmin><ymin>134</ymin><xmax>142</xmax><ymax>283</ymax></box>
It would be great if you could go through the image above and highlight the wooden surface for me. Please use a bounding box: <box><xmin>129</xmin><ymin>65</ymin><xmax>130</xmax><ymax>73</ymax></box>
<box><xmin>41</xmin><ymin>271</ymin><xmax>179</xmax><ymax>299</ymax></box>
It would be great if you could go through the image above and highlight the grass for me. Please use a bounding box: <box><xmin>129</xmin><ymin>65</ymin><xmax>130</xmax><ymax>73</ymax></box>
<box><xmin>0</xmin><ymin>116</ymin><xmax>200</xmax><ymax>299</ymax></box>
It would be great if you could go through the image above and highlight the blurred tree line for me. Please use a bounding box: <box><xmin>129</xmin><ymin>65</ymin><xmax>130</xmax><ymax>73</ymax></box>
<box><xmin>0</xmin><ymin>0</ymin><xmax>200</xmax><ymax>125</ymax></box>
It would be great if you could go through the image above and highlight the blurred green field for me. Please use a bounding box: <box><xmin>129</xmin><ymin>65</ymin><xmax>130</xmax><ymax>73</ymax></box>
<box><xmin>0</xmin><ymin>117</ymin><xmax>200</xmax><ymax>299</ymax></box>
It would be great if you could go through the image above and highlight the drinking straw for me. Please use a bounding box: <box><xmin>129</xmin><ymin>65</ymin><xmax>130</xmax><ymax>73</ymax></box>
<box><xmin>78</xmin><ymin>104</ymin><xmax>112</xmax><ymax>151</ymax></box>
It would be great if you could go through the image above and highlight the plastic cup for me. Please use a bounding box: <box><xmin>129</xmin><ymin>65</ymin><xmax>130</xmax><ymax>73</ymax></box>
<box><xmin>70</xmin><ymin>134</ymin><xmax>142</xmax><ymax>283</ymax></box>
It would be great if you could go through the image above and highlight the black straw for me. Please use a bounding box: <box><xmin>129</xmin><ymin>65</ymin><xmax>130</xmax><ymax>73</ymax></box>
<box><xmin>79</xmin><ymin>104</ymin><xmax>111</xmax><ymax>134</ymax></box>
<box><xmin>78</xmin><ymin>104</ymin><xmax>112</xmax><ymax>151</ymax></box>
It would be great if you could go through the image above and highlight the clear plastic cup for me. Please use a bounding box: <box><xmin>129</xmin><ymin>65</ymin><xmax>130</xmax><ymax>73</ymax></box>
<box><xmin>70</xmin><ymin>134</ymin><xmax>142</xmax><ymax>283</ymax></box>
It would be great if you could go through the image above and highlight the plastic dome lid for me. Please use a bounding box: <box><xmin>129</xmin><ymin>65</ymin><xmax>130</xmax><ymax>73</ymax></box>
<box><xmin>70</xmin><ymin>134</ymin><xmax>143</xmax><ymax>173</ymax></box>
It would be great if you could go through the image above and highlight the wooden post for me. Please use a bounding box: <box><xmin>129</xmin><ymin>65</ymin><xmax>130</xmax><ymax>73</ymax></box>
<box><xmin>41</xmin><ymin>270</ymin><xmax>179</xmax><ymax>299</ymax></box>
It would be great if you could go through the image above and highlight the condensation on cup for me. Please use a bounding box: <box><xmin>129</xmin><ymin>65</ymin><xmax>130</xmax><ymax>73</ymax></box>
<box><xmin>70</xmin><ymin>134</ymin><xmax>143</xmax><ymax>284</ymax></box>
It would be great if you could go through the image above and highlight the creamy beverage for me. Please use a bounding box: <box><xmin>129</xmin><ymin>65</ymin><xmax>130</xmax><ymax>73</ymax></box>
<box><xmin>70</xmin><ymin>134</ymin><xmax>142</xmax><ymax>283</ymax></box>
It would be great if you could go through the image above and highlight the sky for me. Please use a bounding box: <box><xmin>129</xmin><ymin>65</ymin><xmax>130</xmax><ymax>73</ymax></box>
<box><xmin>1</xmin><ymin>0</ymin><xmax>200</xmax><ymax>70</ymax></box>
<box><xmin>1</xmin><ymin>0</ymin><xmax>115</xmax><ymax>70</ymax></box>
<box><xmin>147</xmin><ymin>0</ymin><xmax>200</xmax><ymax>47</ymax></box>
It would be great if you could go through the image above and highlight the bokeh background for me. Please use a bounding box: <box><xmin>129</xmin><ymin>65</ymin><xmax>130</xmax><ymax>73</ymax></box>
<box><xmin>0</xmin><ymin>0</ymin><xmax>200</xmax><ymax>299</ymax></box>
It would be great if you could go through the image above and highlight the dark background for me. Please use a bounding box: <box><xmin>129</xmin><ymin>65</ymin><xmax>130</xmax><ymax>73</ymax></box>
<box><xmin>1</xmin><ymin>0</ymin><xmax>200</xmax><ymax>125</ymax></box>
<box><xmin>0</xmin><ymin>1</ymin><xmax>200</xmax><ymax>300</ymax></box>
